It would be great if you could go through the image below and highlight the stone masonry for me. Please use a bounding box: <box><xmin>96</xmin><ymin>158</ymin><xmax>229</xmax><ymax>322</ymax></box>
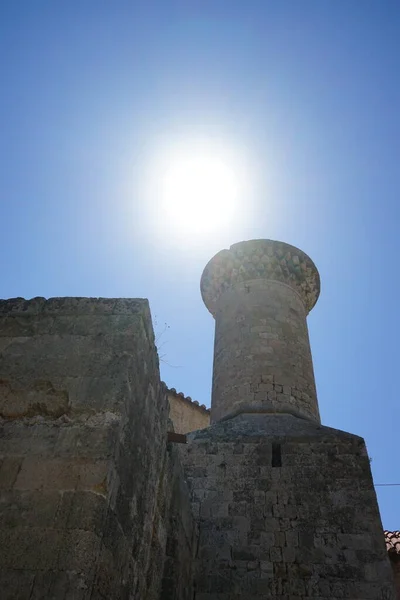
<box><xmin>0</xmin><ymin>298</ymin><xmax>195</xmax><ymax>600</ymax></box>
<box><xmin>386</xmin><ymin>531</ymin><xmax>400</xmax><ymax>599</ymax></box>
<box><xmin>182</xmin><ymin>414</ymin><xmax>394</xmax><ymax>599</ymax></box>
<box><xmin>201</xmin><ymin>239</ymin><xmax>320</xmax><ymax>423</ymax></box>
<box><xmin>180</xmin><ymin>239</ymin><xmax>396</xmax><ymax>599</ymax></box>
<box><xmin>0</xmin><ymin>238</ymin><xmax>396</xmax><ymax>600</ymax></box>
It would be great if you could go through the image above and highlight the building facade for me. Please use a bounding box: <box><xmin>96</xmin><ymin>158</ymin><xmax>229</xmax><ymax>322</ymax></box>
<box><xmin>167</xmin><ymin>387</ymin><xmax>210</xmax><ymax>434</ymax></box>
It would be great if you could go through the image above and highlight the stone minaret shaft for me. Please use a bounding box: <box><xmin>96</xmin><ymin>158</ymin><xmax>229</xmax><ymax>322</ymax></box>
<box><xmin>201</xmin><ymin>239</ymin><xmax>321</xmax><ymax>423</ymax></box>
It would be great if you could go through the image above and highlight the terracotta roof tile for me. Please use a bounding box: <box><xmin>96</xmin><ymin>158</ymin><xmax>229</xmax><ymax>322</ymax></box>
<box><xmin>385</xmin><ymin>530</ymin><xmax>400</xmax><ymax>554</ymax></box>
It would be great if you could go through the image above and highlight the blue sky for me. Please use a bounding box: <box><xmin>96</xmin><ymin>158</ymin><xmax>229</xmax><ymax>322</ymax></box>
<box><xmin>1</xmin><ymin>1</ymin><xmax>399</xmax><ymax>529</ymax></box>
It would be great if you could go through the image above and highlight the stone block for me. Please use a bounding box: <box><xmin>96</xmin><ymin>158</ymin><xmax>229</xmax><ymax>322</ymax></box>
<box><xmin>54</xmin><ymin>424</ymin><xmax>117</xmax><ymax>459</ymax></box>
<box><xmin>258</xmin><ymin>383</ymin><xmax>273</xmax><ymax>393</ymax></box>
<box><xmin>31</xmin><ymin>570</ymin><xmax>93</xmax><ymax>600</ymax></box>
<box><xmin>0</xmin><ymin>457</ymin><xmax>22</xmax><ymax>489</ymax></box>
<box><xmin>282</xmin><ymin>545</ymin><xmax>296</xmax><ymax>563</ymax></box>
<box><xmin>0</xmin><ymin>350</ymin><xmax>134</xmax><ymax>381</ymax></box>
<box><xmin>55</xmin><ymin>491</ymin><xmax>108</xmax><ymax>534</ymax></box>
<box><xmin>58</xmin><ymin>530</ymin><xmax>102</xmax><ymax>571</ymax></box>
<box><xmin>0</xmin><ymin>527</ymin><xmax>61</xmax><ymax>570</ymax></box>
<box><xmin>92</xmin><ymin>543</ymin><xmax>123</xmax><ymax>600</ymax></box>
<box><xmin>0</xmin><ymin>569</ymin><xmax>35</xmax><ymax>600</ymax></box>
<box><xmin>14</xmin><ymin>457</ymin><xmax>110</xmax><ymax>494</ymax></box>
<box><xmin>0</xmin><ymin>490</ymin><xmax>60</xmax><ymax>528</ymax></box>
<box><xmin>0</xmin><ymin>421</ymin><xmax>59</xmax><ymax>456</ymax></box>
<box><xmin>59</xmin><ymin>375</ymin><xmax>133</xmax><ymax>414</ymax></box>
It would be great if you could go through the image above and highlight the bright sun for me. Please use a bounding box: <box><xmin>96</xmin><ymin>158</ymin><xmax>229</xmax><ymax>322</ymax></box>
<box><xmin>158</xmin><ymin>143</ymin><xmax>242</xmax><ymax>235</ymax></box>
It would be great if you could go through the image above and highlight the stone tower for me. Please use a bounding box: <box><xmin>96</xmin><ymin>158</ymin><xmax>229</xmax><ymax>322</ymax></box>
<box><xmin>0</xmin><ymin>241</ymin><xmax>396</xmax><ymax>599</ymax></box>
<box><xmin>181</xmin><ymin>239</ymin><xmax>395</xmax><ymax>599</ymax></box>
<box><xmin>201</xmin><ymin>239</ymin><xmax>320</xmax><ymax>423</ymax></box>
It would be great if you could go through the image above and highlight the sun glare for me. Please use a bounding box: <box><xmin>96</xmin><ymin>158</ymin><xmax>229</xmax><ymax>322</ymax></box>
<box><xmin>156</xmin><ymin>142</ymin><xmax>243</xmax><ymax>235</ymax></box>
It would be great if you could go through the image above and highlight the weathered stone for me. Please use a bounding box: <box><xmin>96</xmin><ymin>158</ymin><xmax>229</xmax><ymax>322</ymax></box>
<box><xmin>0</xmin><ymin>490</ymin><xmax>61</xmax><ymax>528</ymax></box>
<box><xmin>0</xmin><ymin>570</ymin><xmax>35</xmax><ymax>600</ymax></box>
<box><xmin>188</xmin><ymin>239</ymin><xmax>396</xmax><ymax>599</ymax></box>
<box><xmin>200</xmin><ymin>240</ymin><xmax>320</xmax><ymax>422</ymax></box>
<box><xmin>0</xmin><ymin>297</ymin><xmax>195</xmax><ymax>600</ymax></box>
<box><xmin>181</xmin><ymin>413</ymin><xmax>395</xmax><ymax>599</ymax></box>
<box><xmin>0</xmin><ymin>239</ymin><xmax>396</xmax><ymax>600</ymax></box>
<box><xmin>0</xmin><ymin>456</ymin><xmax>23</xmax><ymax>489</ymax></box>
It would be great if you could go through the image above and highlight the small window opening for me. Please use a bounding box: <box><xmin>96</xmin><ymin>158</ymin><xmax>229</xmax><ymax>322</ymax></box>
<box><xmin>272</xmin><ymin>443</ymin><xmax>282</xmax><ymax>467</ymax></box>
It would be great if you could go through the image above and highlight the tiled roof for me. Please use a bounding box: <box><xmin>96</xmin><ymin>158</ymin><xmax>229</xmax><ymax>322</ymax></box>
<box><xmin>385</xmin><ymin>530</ymin><xmax>400</xmax><ymax>554</ymax></box>
<box><xmin>162</xmin><ymin>382</ymin><xmax>210</xmax><ymax>414</ymax></box>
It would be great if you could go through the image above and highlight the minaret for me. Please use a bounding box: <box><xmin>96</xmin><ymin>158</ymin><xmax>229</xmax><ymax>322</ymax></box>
<box><xmin>200</xmin><ymin>239</ymin><xmax>320</xmax><ymax>423</ymax></box>
<box><xmin>180</xmin><ymin>238</ymin><xmax>395</xmax><ymax>599</ymax></box>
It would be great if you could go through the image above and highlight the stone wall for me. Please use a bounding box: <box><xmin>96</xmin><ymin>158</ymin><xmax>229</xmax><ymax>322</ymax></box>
<box><xmin>390</xmin><ymin>556</ymin><xmax>400</xmax><ymax>600</ymax></box>
<box><xmin>386</xmin><ymin>532</ymin><xmax>400</xmax><ymax>600</ymax></box>
<box><xmin>0</xmin><ymin>297</ymin><xmax>195</xmax><ymax>600</ymax></box>
<box><xmin>181</xmin><ymin>413</ymin><xmax>395</xmax><ymax>599</ymax></box>
<box><xmin>168</xmin><ymin>388</ymin><xmax>210</xmax><ymax>434</ymax></box>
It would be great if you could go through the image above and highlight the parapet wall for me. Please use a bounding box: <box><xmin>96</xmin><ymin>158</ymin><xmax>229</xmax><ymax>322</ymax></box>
<box><xmin>0</xmin><ymin>297</ymin><xmax>195</xmax><ymax>600</ymax></box>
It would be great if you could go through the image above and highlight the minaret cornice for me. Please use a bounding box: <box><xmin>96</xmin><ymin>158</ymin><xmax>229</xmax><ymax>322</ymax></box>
<box><xmin>201</xmin><ymin>239</ymin><xmax>320</xmax><ymax>316</ymax></box>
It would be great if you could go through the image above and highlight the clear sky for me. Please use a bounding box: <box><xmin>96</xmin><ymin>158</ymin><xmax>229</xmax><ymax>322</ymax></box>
<box><xmin>1</xmin><ymin>1</ymin><xmax>399</xmax><ymax>529</ymax></box>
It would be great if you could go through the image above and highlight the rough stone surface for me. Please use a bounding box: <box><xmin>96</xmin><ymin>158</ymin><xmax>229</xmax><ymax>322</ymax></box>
<box><xmin>194</xmin><ymin>238</ymin><xmax>395</xmax><ymax>599</ymax></box>
<box><xmin>181</xmin><ymin>413</ymin><xmax>395</xmax><ymax>599</ymax></box>
<box><xmin>200</xmin><ymin>240</ymin><xmax>320</xmax><ymax>423</ymax></box>
<box><xmin>201</xmin><ymin>239</ymin><xmax>320</xmax><ymax>315</ymax></box>
<box><xmin>390</xmin><ymin>557</ymin><xmax>400</xmax><ymax>600</ymax></box>
<box><xmin>0</xmin><ymin>237</ymin><xmax>396</xmax><ymax>600</ymax></box>
<box><xmin>386</xmin><ymin>531</ymin><xmax>400</xmax><ymax>599</ymax></box>
<box><xmin>0</xmin><ymin>297</ymin><xmax>195</xmax><ymax>600</ymax></box>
